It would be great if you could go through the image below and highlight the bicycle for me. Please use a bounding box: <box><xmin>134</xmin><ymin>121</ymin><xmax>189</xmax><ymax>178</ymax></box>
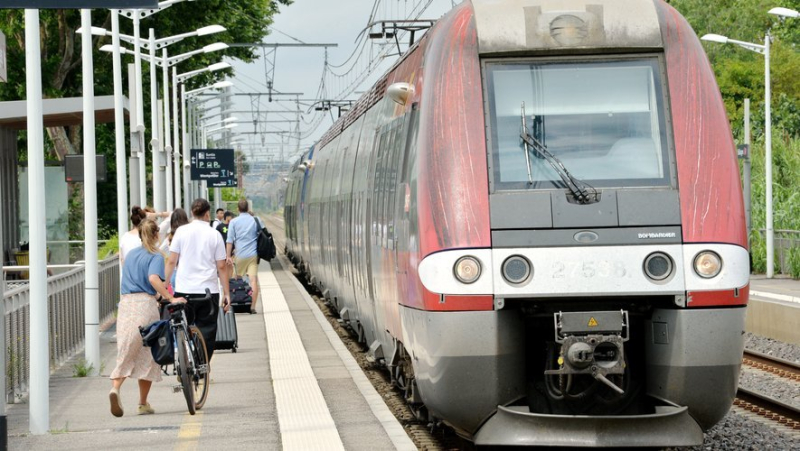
<box><xmin>164</xmin><ymin>289</ymin><xmax>211</xmax><ymax>415</ymax></box>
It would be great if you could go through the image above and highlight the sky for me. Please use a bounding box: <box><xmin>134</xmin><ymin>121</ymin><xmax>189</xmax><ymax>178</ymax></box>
<box><xmin>221</xmin><ymin>0</ymin><xmax>457</xmax><ymax>164</ymax></box>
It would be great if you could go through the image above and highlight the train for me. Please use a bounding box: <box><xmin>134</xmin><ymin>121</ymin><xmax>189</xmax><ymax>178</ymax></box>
<box><xmin>283</xmin><ymin>0</ymin><xmax>749</xmax><ymax>447</ymax></box>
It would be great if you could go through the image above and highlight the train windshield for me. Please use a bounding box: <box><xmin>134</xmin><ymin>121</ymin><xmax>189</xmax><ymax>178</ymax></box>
<box><xmin>485</xmin><ymin>58</ymin><xmax>671</xmax><ymax>191</ymax></box>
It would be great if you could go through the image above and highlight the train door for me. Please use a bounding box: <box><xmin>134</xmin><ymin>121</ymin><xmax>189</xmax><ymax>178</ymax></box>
<box><xmin>394</xmin><ymin>105</ymin><xmax>419</xmax><ymax>304</ymax></box>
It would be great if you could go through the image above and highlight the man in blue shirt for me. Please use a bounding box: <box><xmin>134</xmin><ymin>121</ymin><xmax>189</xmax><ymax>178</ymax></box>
<box><xmin>226</xmin><ymin>199</ymin><xmax>260</xmax><ymax>314</ymax></box>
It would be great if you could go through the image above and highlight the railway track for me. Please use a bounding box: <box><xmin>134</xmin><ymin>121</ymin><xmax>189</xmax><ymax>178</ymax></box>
<box><xmin>737</xmin><ymin>349</ymin><xmax>800</xmax><ymax>431</ymax></box>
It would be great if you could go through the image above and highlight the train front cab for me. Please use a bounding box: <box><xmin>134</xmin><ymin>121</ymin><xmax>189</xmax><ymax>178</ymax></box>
<box><xmin>406</xmin><ymin>0</ymin><xmax>749</xmax><ymax>447</ymax></box>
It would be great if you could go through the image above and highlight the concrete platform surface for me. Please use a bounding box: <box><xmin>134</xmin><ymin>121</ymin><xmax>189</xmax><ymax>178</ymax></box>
<box><xmin>7</xmin><ymin>259</ymin><xmax>415</xmax><ymax>451</ymax></box>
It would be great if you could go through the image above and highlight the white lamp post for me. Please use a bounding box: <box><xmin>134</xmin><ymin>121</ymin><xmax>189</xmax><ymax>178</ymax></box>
<box><xmin>177</xmin><ymin>62</ymin><xmax>232</xmax><ymax>208</ymax></box>
<box><xmin>702</xmin><ymin>32</ymin><xmax>772</xmax><ymax>276</ymax></box>
<box><xmin>701</xmin><ymin>7</ymin><xmax>796</xmax><ymax>278</ymax></box>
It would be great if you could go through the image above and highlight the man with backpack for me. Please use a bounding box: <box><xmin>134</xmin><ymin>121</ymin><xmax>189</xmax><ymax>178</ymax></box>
<box><xmin>225</xmin><ymin>199</ymin><xmax>261</xmax><ymax>314</ymax></box>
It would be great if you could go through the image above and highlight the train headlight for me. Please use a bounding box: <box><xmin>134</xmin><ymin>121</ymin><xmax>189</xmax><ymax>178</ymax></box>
<box><xmin>454</xmin><ymin>256</ymin><xmax>481</xmax><ymax>284</ymax></box>
<box><xmin>502</xmin><ymin>255</ymin><xmax>532</xmax><ymax>284</ymax></box>
<box><xmin>693</xmin><ymin>251</ymin><xmax>722</xmax><ymax>278</ymax></box>
<box><xmin>643</xmin><ymin>252</ymin><xmax>673</xmax><ymax>281</ymax></box>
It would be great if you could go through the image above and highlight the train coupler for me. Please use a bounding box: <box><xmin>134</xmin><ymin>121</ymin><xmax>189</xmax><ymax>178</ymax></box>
<box><xmin>545</xmin><ymin>310</ymin><xmax>629</xmax><ymax>394</ymax></box>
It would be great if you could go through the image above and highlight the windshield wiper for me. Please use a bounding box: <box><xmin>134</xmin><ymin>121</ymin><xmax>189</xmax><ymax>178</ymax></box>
<box><xmin>519</xmin><ymin>103</ymin><xmax>597</xmax><ymax>204</ymax></box>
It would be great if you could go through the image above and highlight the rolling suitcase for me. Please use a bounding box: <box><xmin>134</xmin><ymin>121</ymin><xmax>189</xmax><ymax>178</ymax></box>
<box><xmin>215</xmin><ymin>308</ymin><xmax>238</xmax><ymax>353</ymax></box>
<box><xmin>229</xmin><ymin>277</ymin><xmax>253</xmax><ymax>313</ymax></box>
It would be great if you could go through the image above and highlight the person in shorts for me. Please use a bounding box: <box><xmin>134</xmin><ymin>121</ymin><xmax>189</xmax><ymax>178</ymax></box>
<box><xmin>226</xmin><ymin>199</ymin><xmax>260</xmax><ymax>314</ymax></box>
<box><xmin>165</xmin><ymin>198</ymin><xmax>230</xmax><ymax>360</ymax></box>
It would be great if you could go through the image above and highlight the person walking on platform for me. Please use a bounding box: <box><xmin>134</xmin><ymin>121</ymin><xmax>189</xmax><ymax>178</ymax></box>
<box><xmin>226</xmin><ymin>199</ymin><xmax>261</xmax><ymax>314</ymax></box>
<box><xmin>212</xmin><ymin>208</ymin><xmax>224</xmax><ymax>229</ymax></box>
<box><xmin>165</xmin><ymin>198</ymin><xmax>231</xmax><ymax>360</ymax></box>
<box><xmin>216</xmin><ymin>210</ymin><xmax>234</xmax><ymax>243</ymax></box>
<box><xmin>119</xmin><ymin>206</ymin><xmax>147</xmax><ymax>269</ymax></box>
<box><xmin>110</xmin><ymin>219</ymin><xmax>184</xmax><ymax>417</ymax></box>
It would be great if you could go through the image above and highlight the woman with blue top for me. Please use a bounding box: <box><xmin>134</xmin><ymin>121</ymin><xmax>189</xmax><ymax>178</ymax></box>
<box><xmin>110</xmin><ymin>219</ymin><xmax>185</xmax><ymax>417</ymax></box>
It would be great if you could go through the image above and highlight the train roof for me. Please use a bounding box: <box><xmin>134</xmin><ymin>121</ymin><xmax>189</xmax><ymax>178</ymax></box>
<box><xmin>472</xmin><ymin>0</ymin><xmax>663</xmax><ymax>54</ymax></box>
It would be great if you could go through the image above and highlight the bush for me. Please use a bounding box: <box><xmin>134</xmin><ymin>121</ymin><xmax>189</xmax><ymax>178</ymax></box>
<box><xmin>98</xmin><ymin>234</ymin><xmax>119</xmax><ymax>260</ymax></box>
<box><xmin>788</xmin><ymin>246</ymin><xmax>800</xmax><ymax>280</ymax></box>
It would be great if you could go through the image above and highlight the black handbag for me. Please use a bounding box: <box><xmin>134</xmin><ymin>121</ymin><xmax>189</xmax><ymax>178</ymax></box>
<box><xmin>139</xmin><ymin>319</ymin><xmax>174</xmax><ymax>365</ymax></box>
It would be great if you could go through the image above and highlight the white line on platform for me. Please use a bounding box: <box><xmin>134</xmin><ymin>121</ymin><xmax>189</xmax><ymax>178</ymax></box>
<box><xmin>260</xmin><ymin>265</ymin><xmax>345</xmax><ymax>451</ymax></box>
<box><xmin>750</xmin><ymin>290</ymin><xmax>800</xmax><ymax>304</ymax></box>
<box><xmin>282</xmin><ymin>258</ymin><xmax>418</xmax><ymax>451</ymax></box>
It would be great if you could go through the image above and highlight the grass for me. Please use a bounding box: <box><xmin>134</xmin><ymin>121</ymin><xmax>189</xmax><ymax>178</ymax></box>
<box><xmin>72</xmin><ymin>359</ymin><xmax>95</xmax><ymax>377</ymax></box>
<box><xmin>744</xmin><ymin>134</ymin><xmax>800</xmax><ymax>278</ymax></box>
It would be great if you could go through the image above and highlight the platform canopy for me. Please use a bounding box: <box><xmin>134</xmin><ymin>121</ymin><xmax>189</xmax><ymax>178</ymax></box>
<box><xmin>0</xmin><ymin>95</ymin><xmax>127</xmax><ymax>129</ymax></box>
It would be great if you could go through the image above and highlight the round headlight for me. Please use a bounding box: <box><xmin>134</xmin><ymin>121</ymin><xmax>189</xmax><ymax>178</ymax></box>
<box><xmin>454</xmin><ymin>256</ymin><xmax>481</xmax><ymax>284</ymax></box>
<box><xmin>643</xmin><ymin>252</ymin><xmax>673</xmax><ymax>281</ymax></box>
<box><xmin>694</xmin><ymin>251</ymin><xmax>722</xmax><ymax>278</ymax></box>
<box><xmin>502</xmin><ymin>255</ymin><xmax>532</xmax><ymax>284</ymax></box>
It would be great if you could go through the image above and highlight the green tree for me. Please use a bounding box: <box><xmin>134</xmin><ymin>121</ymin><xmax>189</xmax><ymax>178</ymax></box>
<box><xmin>0</xmin><ymin>0</ymin><xmax>291</xmax><ymax>238</ymax></box>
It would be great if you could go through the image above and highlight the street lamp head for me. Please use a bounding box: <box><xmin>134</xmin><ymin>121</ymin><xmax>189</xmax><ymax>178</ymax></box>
<box><xmin>213</xmin><ymin>80</ymin><xmax>234</xmax><ymax>89</ymax></box>
<box><xmin>701</xmin><ymin>33</ymin><xmax>729</xmax><ymax>44</ymax></box>
<box><xmin>76</xmin><ymin>26</ymin><xmax>108</xmax><ymax>36</ymax></box>
<box><xmin>769</xmin><ymin>7</ymin><xmax>799</xmax><ymax>18</ymax></box>
<box><xmin>203</xmin><ymin>42</ymin><xmax>229</xmax><ymax>53</ymax></box>
<box><xmin>222</xmin><ymin>117</ymin><xmax>238</xmax><ymax>123</ymax></box>
<box><xmin>197</xmin><ymin>25</ymin><xmax>226</xmax><ymax>36</ymax></box>
<box><xmin>208</xmin><ymin>62</ymin><xmax>231</xmax><ymax>72</ymax></box>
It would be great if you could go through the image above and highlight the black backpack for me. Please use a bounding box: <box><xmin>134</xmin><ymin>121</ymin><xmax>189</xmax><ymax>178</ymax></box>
<box><xmin>255</xmin><ymin>217</ymin><xmax>276</xmax><ymax>261</ymax></box>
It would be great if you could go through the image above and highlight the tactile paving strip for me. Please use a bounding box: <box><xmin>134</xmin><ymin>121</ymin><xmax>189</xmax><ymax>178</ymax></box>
<box><xmin>260</xmin><ymin>269</ymin><xmax>346</xmax><ymax>451</ymax></box>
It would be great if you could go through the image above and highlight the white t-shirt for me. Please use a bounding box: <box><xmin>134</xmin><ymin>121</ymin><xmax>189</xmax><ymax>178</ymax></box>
<box><xmin>169</xmin><ymin>219</ymin><xmax>226</xmax><ymax>294</ymax></box>
<box><xmin>119</xmin><ymin>230</ymin><xmax>142</xmax><ymax>263</ymax></box>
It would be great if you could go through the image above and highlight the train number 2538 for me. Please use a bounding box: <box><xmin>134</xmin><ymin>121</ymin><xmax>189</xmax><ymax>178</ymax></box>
<box><xmin>552</xmin><ymin>261</ymin><xmax>627</xmax><ymax>279</ymax></box>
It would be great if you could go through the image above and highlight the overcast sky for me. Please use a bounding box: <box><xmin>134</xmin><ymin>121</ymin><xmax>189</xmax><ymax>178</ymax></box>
<box><xmin>223</xmin><ymin>0</ymin><xmax>456</xmax><ymax>163</ymax></box>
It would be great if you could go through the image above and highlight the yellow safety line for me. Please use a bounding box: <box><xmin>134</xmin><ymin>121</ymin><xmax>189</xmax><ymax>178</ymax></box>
<box><xmin>174</xmin><ymin>410</ymin><xmax>204</xmax><ymax>451</ymax></box>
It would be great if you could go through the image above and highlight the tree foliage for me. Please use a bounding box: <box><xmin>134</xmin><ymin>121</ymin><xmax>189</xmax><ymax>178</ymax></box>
<box><xmin>669</xmin><ymin>0</ymin><xmax>800</xmax><ymax>137</ymax></box>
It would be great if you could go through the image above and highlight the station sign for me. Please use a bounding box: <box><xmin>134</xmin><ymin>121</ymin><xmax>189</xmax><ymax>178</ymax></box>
<box><xmin>190</xmin><ymin>148</ymin><xmax>237</xmax><ymax>187</ymax></box>
<box><xmin>0</xmin><ymin>0</ymin><xmax>158</xmax><ymax>7</ymax></box>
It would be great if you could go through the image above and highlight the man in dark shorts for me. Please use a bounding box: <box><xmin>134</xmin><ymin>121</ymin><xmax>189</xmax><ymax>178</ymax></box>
<box><xmin>165</xmin><ymin>198</ymin><xmax>230</xmax><ymax>359</ymax></box>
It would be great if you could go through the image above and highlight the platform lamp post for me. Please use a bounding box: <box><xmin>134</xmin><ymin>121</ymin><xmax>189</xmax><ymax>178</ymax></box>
<box><xmin>177</xmin><ymin>62</ymin><xmax>232</xmax><ymax>208</ymax></box>
<box><xmin>701</xmin><ymin>7</ymin><xmax>796</xmax><ymax>278</ymax></box>
<box><xmin>701</xmin><ymin>31</ymin><xmax>773</xmax><ymax>276</ymax></box>
<box><xmin>118</xmin><ymin>0</ymin><xmax>192</xmax><ymax>209</ymax></box>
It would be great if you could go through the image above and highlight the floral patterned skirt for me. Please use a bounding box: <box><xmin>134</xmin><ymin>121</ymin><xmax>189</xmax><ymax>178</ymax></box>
<box><xmin>110</xmin><ymin>293</ymin><xmax>163</xmax><ymax>382</ymax></box>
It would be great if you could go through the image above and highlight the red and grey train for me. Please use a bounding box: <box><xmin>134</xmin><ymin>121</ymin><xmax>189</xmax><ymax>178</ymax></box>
<box><xmin>284</xmin><ymin>0</ymin><xmax>749</xmax><ymax>447</ymax></box>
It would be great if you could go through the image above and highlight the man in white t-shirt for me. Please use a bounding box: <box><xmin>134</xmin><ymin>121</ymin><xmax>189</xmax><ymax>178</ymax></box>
<box><xmin>165</xmin><ymin>198</ymin><xmax>230</xmax><ymax>359</ymax></box>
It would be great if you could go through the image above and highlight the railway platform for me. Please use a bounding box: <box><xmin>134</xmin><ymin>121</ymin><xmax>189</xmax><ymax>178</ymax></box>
<box><xmin>6</xmin><ymin>255</ymin><xmax>415</xmax><ymax>451</ymax></box>
<box><xmin>748</xmin><ymin>275</ymin><xmax>800</xmax><ymax>345</ymax></box>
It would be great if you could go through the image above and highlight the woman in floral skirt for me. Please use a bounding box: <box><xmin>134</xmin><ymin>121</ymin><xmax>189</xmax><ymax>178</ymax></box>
<box><xmin>110</xmin><ymin>219</ymin><xmax>184</xmax><ymax>417</ymax></box>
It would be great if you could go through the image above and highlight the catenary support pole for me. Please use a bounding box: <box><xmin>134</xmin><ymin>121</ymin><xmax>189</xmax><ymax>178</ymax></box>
<box><xmin>26</xmin><ymin>8</ymin><xmax>49</xmax><ymax>436</ymax></box>
<box><xmin>764</xmin><ymin>33</ymin><xmax>774</xmax><ymax>278</ymax></box>
<box><xmin>81</xmin><ymin>9</ymin><xmax>101</xmax><ymax>377</ymax></box>
<box><xmin>744</xmin><ymin>99</ymin><xmax>752</xmax><ymax>244</ymax></box>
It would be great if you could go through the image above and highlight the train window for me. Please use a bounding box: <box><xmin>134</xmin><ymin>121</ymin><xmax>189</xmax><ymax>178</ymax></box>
<box><xmin>485</xmin><ymin>57</ymin><xmax>671</xmax><ymax>191</ymax></box>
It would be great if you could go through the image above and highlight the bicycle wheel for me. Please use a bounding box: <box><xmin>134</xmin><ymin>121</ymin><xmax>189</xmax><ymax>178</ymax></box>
<box><xmin>176</xmin><ymin>328</ymin><xmax>196</xmax><ymax>415</ymax></box>
<box><xmin>189</xmin><ymin>325</ymin><xmax>210</xmax><ymax>410</ymax></box>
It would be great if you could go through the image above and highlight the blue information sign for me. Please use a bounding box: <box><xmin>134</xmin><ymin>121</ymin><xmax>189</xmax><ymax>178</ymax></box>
<box><xmin>190</xmin><ymin>148</ymin><xmax>237</xmax><ymax>188</ymax></box>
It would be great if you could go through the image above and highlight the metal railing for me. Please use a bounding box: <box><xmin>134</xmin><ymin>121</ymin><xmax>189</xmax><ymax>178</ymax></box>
<box><xmin>3</xmin><ymin>255</ymin><xmax>119</xmax><ymax>402</ymax></box>
<box><xmin>756</xmin><ymin>229</ymin><xmax>800</xmax><ymax>275</ymax></box>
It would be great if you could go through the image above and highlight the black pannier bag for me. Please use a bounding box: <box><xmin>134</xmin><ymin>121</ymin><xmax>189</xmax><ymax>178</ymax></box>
<box><xmin>139</xmin><ymin>319</ymin><xmax>174</xmax><ymax>365</ymax></box>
